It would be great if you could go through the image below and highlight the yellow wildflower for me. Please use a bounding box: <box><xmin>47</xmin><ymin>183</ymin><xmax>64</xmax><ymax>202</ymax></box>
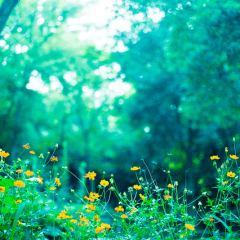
<box><xmin>51</xmin><ymin>156</ymin><xmax>58</xmax><ymax>161</ymax></box>
<box><xmin>139</xmin><ymin>193</ymin><xmax>145</xmax><ymax>201</ymax></box>
<box><xmin>24</xmin><ymin>170</ymin><xmax>34</xmax><ymax>177</ymax></box>
<box><xmin>133</xmin><ymin>185</ymin><xmax>142</xmax><ymax>190</ymax></box>
<box><xmin>94</xmin><ymin>215</ymin><xmax>101</xmax><ymax>222</ymax></box>
<box><xmin>38</xmin><ymin>175</ymin><xmax>43</xmax><ymax>185</ymax></box>
<box><xmin>227</xmin><ymin>171</ymin><xmax>236</xmax><ymax>178</ymax></box>
<box><xmin>0</xmin><ymin>151</ymin><xmax>10</xmax><ymax>158</ymax></box>
<box><xmin>167</xmin><ymin>184</ymin><xmax>174</xmax><ymax>188</ymax></box>
<box><xmin>70</xmin><ymin>219</ymin><xmax>77</xmax><ymax>223</ymax></box>
<box><xmin>130</xmin><ymin>208</ymin><xmax>137</xmax><ymax>214</ymax></box>
<box><xmin>0</xmin><ymin>186</ymin><xmax>5</xmax><ymax>192</ymax></box>
<box><xmin>87</xmin><ymin>204</ymin><xmax>96</xmax><ymax>211</ymax></box>
<box><xmin>222</xmin><ymin>181</ymin><xmax>228</xmax><ymax>185</ymax></box>
<box><xmin>55</xmin><ymin>178</ymin><xmax>61</xmax><ymax>187</ymax></box>
<box><xmin>84</xmin><ymin>171</ymin><xmax>96</xmax><ymax>180</ymax></box>
<box><xmin>23</xmin><ymin>143</ymin><xmax>30</xmax><ymax>149</ymax></box>
<box><xmin>121</xmin><ymin>214</ymin><xmax>128</xmax><ymax>219</ymax></box>
<box><xmin>16</xmin><ymin>169</ymin><xmax>23</xmax><ymax>174</ymax></box>
<box><xmin>14</xmin><ymin>180</ymin><xmax>25</xmax><ymax>188</ymax></box>
<box><xmin>208</xmin><ymin>216</ymin><xmax>214</xmax><ymax>222</ymax></box>
<box><xmin>17</xmin><ymin>220</ymin><xmax>24</xmax><ymax>226</ymax></box>
<box><xmin>164</xmin><ymin>195</ymin><xmax>172</xmax><ymax>200</ymax></box>
<box><xmin>57</xmin><ymin>210</ymin><xmax>72</xmax><ymax>219</ymax></box>
<box><xmin>131</xmin><ymin>166</ymin><xmax>140</xmax><ymax>171</ymax></box>
<box><xmin>80</xmin><ymin>217</ymin><xmax>89</xmax><ymax>223</ymax></box>
<box><xmin>50</xmin><ymin>187</ymin><xmax>56</xmax><ymax>190</ymax></box>
<box><xmin>15</xmin><ymin>200</ymin><xmax>22</xmax><ymax>204</ymax></box>
<box><xmin>101</xmin><ymin>223</ymin><xmax>111</xmax><ymax>230</ymax></box>
<box><xmin>230</xmin><ymin>155</ymin><xmax>239</xmax><ymax>160</ymax></box>
<box><xmin>95</xmin><ymin>226</ymin><xmax>105</xmax><ymax>234</ymax></box>
<box><xmin>100</xmin><ymin>180</ymin><xmax>109</xmax><ymax>187</ymax></box>
<box><xmin>115</xmin><ymin>206</ymin><xmax>124</xmax><ymax>213</ymax></box>
<box><xmin>185</xmin><ymin>224</ymin><xmax>195</xmax><ymax>230</ymax></box>
<box><xmin>210</xmin><ymin>155</ymin><xmax>220</xmax><ymax>160</ymax></box>
<box><xmin>29</xmin><ymin>151</ymin><xmax>35</xmax><ymax>155</ymax></box>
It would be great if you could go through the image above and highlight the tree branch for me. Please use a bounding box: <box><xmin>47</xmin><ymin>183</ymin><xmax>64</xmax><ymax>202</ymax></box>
<box><xmin>0</xmin><ymin>0</ymin><xmax>19</xmax><ymax>35</ymax></box>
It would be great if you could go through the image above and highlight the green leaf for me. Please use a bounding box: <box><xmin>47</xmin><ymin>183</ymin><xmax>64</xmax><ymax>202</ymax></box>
<box><xmin>208</xmin><ymin>215</ymin><xmax>232</xmax><ymax>233</ymax></box>
<box><xmin>0</xmin><ymin>226</ymin><xmax>9</xmax><ymax>231</ymax></box>
<box><xmin>10</xmin><ymin>202</ymin><xmax>25</xmax><ymax>240</ymax></box>
<box><xmin>0</xmin><ymin>179</ymin><xmax>15</xmax><ymax>187</ymax></box>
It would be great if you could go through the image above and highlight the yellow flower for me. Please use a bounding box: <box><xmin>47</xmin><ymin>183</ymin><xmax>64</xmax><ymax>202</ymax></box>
<box><xmin>84</xmin><ymin>171</ymin><xmax>96</xmax><ymax>180</ymax></box>
<box><xmin>185</xmin><ymin>223</ymin><xmax>195</xmax><ymax>230</ymax></box>
<box><xmin>95</xmin><ymin>226</ymin><xmax>105</xmax><ymax>234</ymax></box>
<box><xmin>51</xmin><ymin>156</ymin><xmax>58</xmax><ymax>161</ymax></box>
<box><xmin>222</xmin><ymin>181</ymin><xmax>228</xmax><ymax>185</ymax></box>
<box><xmin>94</xmin><ymin>215</ymin><xmax>101</xmax><ymax>222</ymax></box>
<box><xmin>24</xmin><ymin>170</ymin><xmax>34</xmax><ymax>177</ymax></box>
<box><xmin>0</xmin><ymin>186</ymin><xmax>5</xmax><ymax>192</ymax></box>
<box><xmin>50</xmin><ymin>187</ymin><xmax>56</xmax><ymax>190</ymax></box>
<box><xmin>139</xmin><ymin>193</ymin><xmax>145</xmax><ymax>201</ymax></box>
<box><xmin>101</xmin><ymin>223</ymin><xmax>111</xmax><ymax>230</ymax></box>
<box><xmin>229</xmin><ymin>155</ymin><xmax>239</xmax><ymax>160</ymax></box>
<box><xmin>85</xmin><ymin>192</ymin><xmax>99</xmax><ymax>202</ymax></box>
<box><xmin>227</xmin><ymin>171</ymin><xmax>236</xmax><ymax>178</ymax></box>
<box><xmin>15</xmin><ymin>200</ymin><xmax>22</xmax><ymax>204</ymax></box>
<box><xmin>121</xmin><ymin>214</ymin><xmax>128</xmax><ymax>218</ymax></box>
<box><xmin>130</xmin><ymin>208</ymin><xmax>137</xmax><ymax>214</ymax></box>
<box><xmin>164</xmin><ymin>195</ymin><xmax>172</xmax><ymax>200</ymax></box>
<box><xmin>133</xmin><ymin>185</ymin><xmax>142</xmax><ymax>190</ymax></box>
<box><xmin>23</xmin><ymin>143</ymin><xmax>30</xmax><ymax>149</ymax></box>
<box><xmin>57</xmin><ymin>210</ymin><xmax>72</xmax><ymax>219</ymax></box>
<box><xmin>17</xmin><ymin>220</ymin><xmax>24</xmax><ymax>226</ymax></box>
<box><xmin>16</xmin><ymin>169</ymin><xmax>23</xmax><ymax>174</ymax></box>
<box><xmin>84</xmin><ymin>196</ymin><xmax>94</xmax><ymax>202</ymax></box>
<box><xmin>29</xmin><ymin>151</ymin><xmax>35</xmax><ymax>155</ymax></box>
<box><xmin>180</xmin><ymin>234</ymin><xmax>185</xmax><ymax>238</ymax></box>
<box><xmin>0</xmin><ymin>151</ymin><xmax>10</xmax><ymax>158</ymax></box>
<box><xmin>70</xmin><ymin>219</ymin><xmax>77</xmax><ymax>223</ymax></box>
<box><xmin>208</xmin><ymin>216</ymin><xmax>214</xmax><ymax>222</ymax></box>
<box><xmin>14</xmin><ymin>180</ymin><xmax>25</xmax><ymax>188</ymax></box>
<box><xmin>90</xmin><ymin>192</ymin><xmax>99</xmax><ymax>199</ymax></box>
<box><xmin>70</xmin><ymin>227</ymin><xmax>73</xmax><ymax>231</ymax></box>
<box><xmin>80</xmin><ymin>217</ymin><xmax>89</xmax><ymax>223</ymax></box>
<box><xmin>55</xmin><ymin>178</ymin><xmax>61</xmax><ymax>187</ymax></box>
<box><xmin>210</xmin><ymin>155</ymin><xmax>220</xmax><ymax>160</ymax></box>
<box><xmin>131</xmin><ymin>166</ymin><xmax>140</xmax><ymax>171</ymax></box>
<box><xmin>115</xmin><ymin>206</ymin><xmax>124</xmax><ymax>213</ymax></box>
<box><xmin>38</xmin><ymin>175</ymin><xmax>43</xmax><ymax>185</ymax></box>
<box><xmin>87</xmin><ymin>204</ymin><xmax>96</xmax><ymax>210</ymax></box>
<box><xmin>100</xmin><ymin>180</ymin><xmax>109</xmax><ymax>187</ymax></box>
<box><xmin>167</xmin><ymin>184</ymin><xmax>174</xmax><ymax>188</ymax></box>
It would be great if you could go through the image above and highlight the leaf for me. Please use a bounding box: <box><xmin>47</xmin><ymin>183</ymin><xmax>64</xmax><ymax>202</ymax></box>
<box><xmin>208</xmin><ymin>215</ymin><xmax>232</xmax><ymax>233</ymax></box>
<box><xmin>10</xmin><ymin>202</ymin><xmax>25</xmax><ymax>240</ymax></box>
<box><xmin>0</xmin><ymin>226</ymin><xmax>9</xmax><ymax>231</ymax></box>
<box><xmin>0</xmin><ymin>179</ymin><xmax>15</xmax><ymax>187</ymax></box>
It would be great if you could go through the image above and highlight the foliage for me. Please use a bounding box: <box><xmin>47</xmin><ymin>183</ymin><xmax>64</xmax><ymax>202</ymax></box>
<box><xmin>0</xmin><ymin>141</ymin><xmax>240</xmax><ymax>239</ymax></box>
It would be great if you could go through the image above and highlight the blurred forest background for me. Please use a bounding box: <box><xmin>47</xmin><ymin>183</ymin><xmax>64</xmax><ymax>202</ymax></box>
<box><xmin>0</xmin><ymin>0</ymin><xmax>240</xmax><ymax>201</ymax></box>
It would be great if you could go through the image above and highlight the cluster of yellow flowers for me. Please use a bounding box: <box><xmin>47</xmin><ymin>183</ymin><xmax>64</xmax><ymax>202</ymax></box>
<box><xmin>0</xmin><ymin>151</ymin><xmax>10</xmax><ymax>158</ymax></box>
<box><xmin>57</xmin><ymin>210</ymin><xmax>73</xmax><ymax>220</ymax></box>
